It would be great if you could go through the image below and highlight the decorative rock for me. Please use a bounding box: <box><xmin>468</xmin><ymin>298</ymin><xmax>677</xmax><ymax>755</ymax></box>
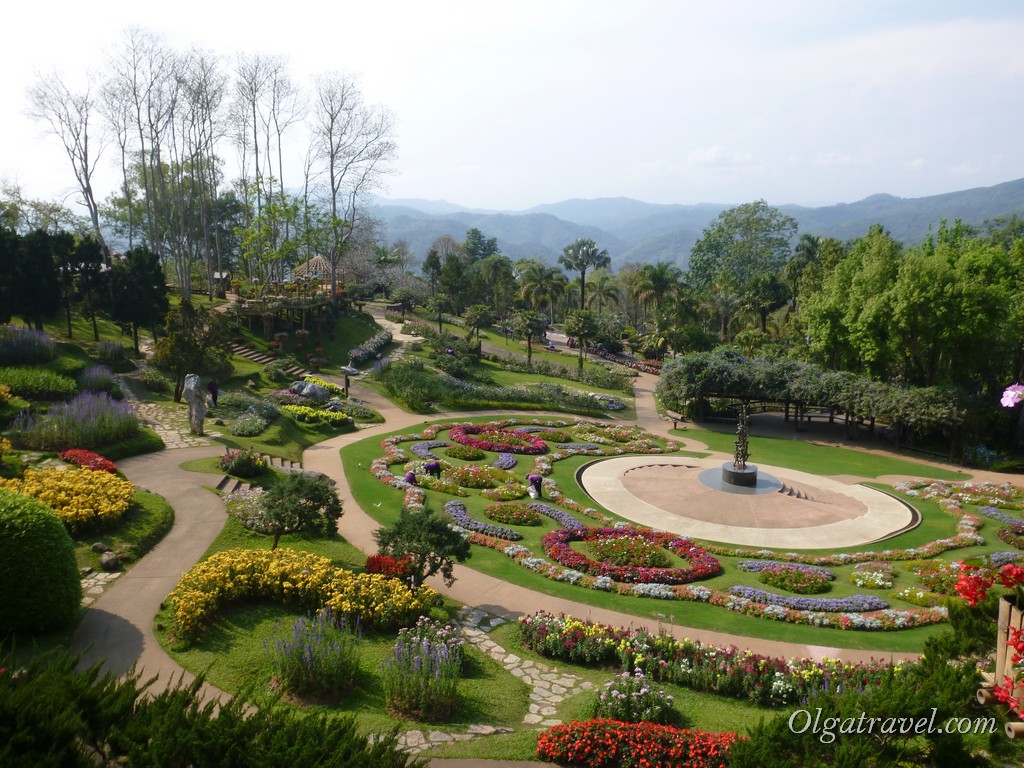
<box><xmin>428</xmin><ymin>731</ymin><xmax>452</xmax><ymax>743</ymax></box>
<box><xmin>91</xmin><ymin>542</ymin><xmax>111</xmax><ymax>553</ymax></box>
<box><xmin>79</xmin><ymin>566</ymin><xmax>94</xmax><ymax>576</ymax></box>
<box><xmin>99</xmin><ymin>551</ymin><xmax>120</xmax><ymax>571</ymax></box>
<box><xmin>523</xmin><ymin>713</ymin><xmax>544</xmax><ymax>724</ymax></box>
<box><xmin>289</xmin><ymin>381</ymin><xmax>330</xmax><ymax>401</ymax></box>
<box><xmin>467</xmin><ymin>724</ymin><xmax>497</xmax><ymax>735</ymax></box>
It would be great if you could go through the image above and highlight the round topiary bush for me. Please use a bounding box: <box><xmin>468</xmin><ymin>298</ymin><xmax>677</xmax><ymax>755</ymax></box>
<box><xmin>0</xmin><ymin>488</ymin><xmax>81</xmax><ymax>634</ymax></box>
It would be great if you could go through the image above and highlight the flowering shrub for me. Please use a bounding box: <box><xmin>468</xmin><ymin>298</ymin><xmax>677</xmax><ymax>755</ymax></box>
<box><xmin>536</xmin><ymin>719</ymin><xmax>735</xmax><ymax>768</ymax></box>
<box><xmin>224</xmin><ymin>488</ymin><xmax>272</xmax><ymax>532</ymax></box>
<box><xmin>349</xmin><ymin>329</ymin><xmax>392</xmax><ymax>365</ymax></box>
<box><xmin>484</xmin><ymin>503</ymin><xmax>544</xmax><ymax>526</ymax></box>
<box><xmin>59</xmin><ymin>448</ymin><xmax>118</xmax><ymax>473</ymax></box>
<box><xmin>79</xmin><ymin>364</ymin><xmax>119</xmax><ymax>396</ymax></box>
<box><xmin>448</xmin><ymin>423</ymin><xmax>548</xmax><ymax>454</ymax></box>
<box><xmin>443</xmin><ymin>500</ymin><xmax>521</xmax><ymax>540</ymax></box>
<box><xmin>593</xmin><ymin>669</ymin><xmax>677</xmax><ymax>724</ymax></box>
<box><xmin>0</xmin><ymin>325</ymin><xmax>56</xmax><ymax>364</ymax></box>
<box><xmin>757</xmin><ymin>563</ymin><xmax>833</xmax><ymax>594</ymax></box>
<box><xmin>0</xmin><ymin>467</ymin><xmax>134</xmax><ymax>532</ymax></box>
<box><xmin>543</xmin><ymin>527</ymin><xmax>721</xmax><ymax>584</ymax></box>
<box><xmin>281</xmin><ymin>403</ymin><xmax>352</xmax><ymax>427</ymax></box>
<box><xmin>267</xmin><ymin>607</ymin><xmax>360</xmax><ymax>700</ymax></box>
<box><xmin>12</xmin><ymin>391</ymin><xmax>138</xmax><ymax>450</ymax></box>
<box><xmin>381</xmin><ymin>617</ymin><xmax>463</xmax><ymax>720</ymax></box>
<box><xmin>365</xmin><ymin>554</ymin><xmax>413</xmax><ymax>579</ymax></box>
<box><xmin>166</xmin><ymin>548</ymin><xmax>438</xmax><ymax>644</ymax></box>
<box><xmin>518</xmin><ymin>611</ymin><xmax>912</xmax><ymax>706</ymax></box>
<box><xmin>218</xmin><ymin>448</ymin><xmax>268</xmax><ymax>477</ymax></box>
<box><xmin>302</xmin><ymin>374</ymin><xmax>345</xmax><ymax>396</ymax></box>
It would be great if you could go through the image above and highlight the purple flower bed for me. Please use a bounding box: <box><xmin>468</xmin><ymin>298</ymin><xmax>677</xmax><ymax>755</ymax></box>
<box><xmin>557</xmin><ymin>443</ymin><xmax>602</xmax><ymax>451</ymax></box>
<box><xmin>728</xmin><ymin>586</ymin><xmax>889</xmax><ymax>612</ymax></box>
<box><xmin>411</xmin><ymin>440</ymin><xmax>449</xmax><ymax>459</ymax></box>
<box><xmin>737</xmin><ymin>560</ymin><xmax>835</xmax><ymax>579</ymax></box>
<box><xmin>525</xmin><ymin>502</ymin><xmax>583</xmax><ymax>529</ymax></box>
<box><xmin>990</xmin><ymin>551</ymin><xmax>1024</xmax><ymax>567</ymax></box>
<box><xmin>442</xmin><ymin>500</ymin><xmax>522</xmax><ymax>540</ymax></box>
<box><xmin>492</xmin><ymin>453</ymin><xmax>518</xmax><ymax>470</ymax></box>
<box><xmin>979</xmin><ymin>506</ymin><xmax>1024</xmax><ymax>527</ymax></box>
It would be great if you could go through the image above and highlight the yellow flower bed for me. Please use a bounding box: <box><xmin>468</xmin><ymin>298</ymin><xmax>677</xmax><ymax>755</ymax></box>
<box><xmin>167</xmin><ymin>548</ymin><xmax>439</xmax><ymax>643</ymax></box>
<box><xmin>0</xmin><ymin>467</ymin><xmax>134</xmax><ymax>531</ymax></box>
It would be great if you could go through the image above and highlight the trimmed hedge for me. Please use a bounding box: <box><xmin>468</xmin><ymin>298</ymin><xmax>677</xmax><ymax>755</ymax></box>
<box><xmin>0</xmin><ymin>488</ymin><xmax>81</xmax><ymax>634</ymax></box>
<box><xmin>0</xmin><ymin>367</ymin><xmax>77</xmax><ymax>400</ymax></box>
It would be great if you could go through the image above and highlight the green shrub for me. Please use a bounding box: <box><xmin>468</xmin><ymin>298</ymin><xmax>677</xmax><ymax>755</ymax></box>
<box><xmin>0</xmin><ymin>488</ymin><xmax>81</xmax><ymax>634</ymax></box>
<box><xmin>137</xmin><ymin>365</ymin><xmax>172</xmax><ymax>393</ymax></box>
<box><xmin>0</xmin><ymin>367</ymin><xmax>77</xmax><ymax>400</ymax></box>
<box><xmin>0</xmin><ymin>648</ymin><xmax>421</xmax><ymax>768</ymax></box>
<box><xmin>100</xmin><ymin>428</ymin><xmax>165</xmax><ymax>460</ymax></box>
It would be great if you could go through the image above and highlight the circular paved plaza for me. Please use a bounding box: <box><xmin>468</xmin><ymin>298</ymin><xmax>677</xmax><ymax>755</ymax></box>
<box><xmin>578</xmin><ymin>456</ymin><xmax>916</xmax><ymax>549</ymax></box>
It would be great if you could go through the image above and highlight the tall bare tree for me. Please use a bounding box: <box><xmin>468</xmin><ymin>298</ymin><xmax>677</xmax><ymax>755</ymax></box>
<box><xmin>309</xmin><ymin>72</ymin><xmax>396</xmax><ymax>302</ymax></box>
<box><xmin>26</xmin><ymin>73</ymin><xmax>108</xmax><ymax>255</ymax></box>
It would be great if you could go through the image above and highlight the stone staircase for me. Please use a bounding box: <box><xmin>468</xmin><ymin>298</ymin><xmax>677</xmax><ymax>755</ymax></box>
<box><xmin>230</xmin><ymin>343</ymin><xmax>313</xmax><ymax>379</ymax></box>
<box><xmin>777</xmin><ymin>482</ymin><xmax>811</xmax><ymax>500</ymax></box>
<box><xmin>215</xmin><ymin>452</ymin><xmax>307</xmax><ymax>495</ymax></box>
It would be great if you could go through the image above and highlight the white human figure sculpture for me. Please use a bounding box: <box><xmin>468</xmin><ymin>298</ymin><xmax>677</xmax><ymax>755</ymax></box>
<box><xmin>182</xmin><ymin>373</ymin><xmax>206</xmax><ymax>436</ymax></box>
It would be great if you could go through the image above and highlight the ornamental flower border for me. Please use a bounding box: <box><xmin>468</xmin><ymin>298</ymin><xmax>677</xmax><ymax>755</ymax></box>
<box><xmin>542</xmin><ymin>527</ymin><xmax>721</xmax><ymax>584</ymax></box>
<box><xmin>448</xmin><ymin>423</ymin><xmax>548</xmax><ymax>454</ymax></box>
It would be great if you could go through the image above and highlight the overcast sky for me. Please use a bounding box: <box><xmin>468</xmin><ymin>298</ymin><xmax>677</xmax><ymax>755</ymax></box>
<box><xmin>3</xmin><ymin>1</ymin><xmax>1023</xmax><ymax>213</ymax></box>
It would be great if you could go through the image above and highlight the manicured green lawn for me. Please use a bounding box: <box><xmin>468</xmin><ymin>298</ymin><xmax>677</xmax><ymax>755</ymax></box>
<box><xmin>679</xmin><ymin>427</ymin><xmax>967</xmax><ymax>481</ymax></box>
<box><xmin>73</xmin><ymin>490</ymin><xmax>175</xmax><ymax>570</ymax></box>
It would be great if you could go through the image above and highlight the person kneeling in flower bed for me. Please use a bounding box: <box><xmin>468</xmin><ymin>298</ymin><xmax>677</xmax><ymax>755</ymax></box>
<box><xmin>536</xmin><ymin>719</ymin><xmax>735</xmax><ymax>768</ymax></box>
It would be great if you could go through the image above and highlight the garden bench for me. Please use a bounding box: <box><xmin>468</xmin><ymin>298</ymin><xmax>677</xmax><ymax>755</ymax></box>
<box><xmin>665</xmin><ymin>410</ymin><xmax>684</xmax><ymax>430</ymax></box>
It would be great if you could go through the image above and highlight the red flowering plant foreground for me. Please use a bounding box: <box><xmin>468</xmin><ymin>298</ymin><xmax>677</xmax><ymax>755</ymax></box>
<box><xmin>536</xmin><ymin>719</ymin><xmax>736</xmax><ymax>768</ymax></box>
<box><xmin>59</xmin><ymin>448</ymin><xmax>118</xmax><ymax>473</ymax></box>
<box><xmin>542</xmin><ymin>527</ymin><xmax>721</xmax><ymax>584</ymax></box>
<box><xmin>954</xmin><ymin>559</ymin><xmax>1024</xmax><ymax>717</ymax></box>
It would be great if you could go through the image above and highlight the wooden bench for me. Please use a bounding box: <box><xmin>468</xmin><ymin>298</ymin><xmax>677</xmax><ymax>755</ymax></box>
<box><xmin>665</xmin><ymin>410</ymin><xmax>684</xmax><ymax>430</ymax></box>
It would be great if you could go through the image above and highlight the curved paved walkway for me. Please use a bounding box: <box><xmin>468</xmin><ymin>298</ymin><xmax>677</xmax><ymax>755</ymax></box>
<box><xmin>69</xmin><ymin>337</ymin><xmax>1014</xmax><ymax>763</ymax></box>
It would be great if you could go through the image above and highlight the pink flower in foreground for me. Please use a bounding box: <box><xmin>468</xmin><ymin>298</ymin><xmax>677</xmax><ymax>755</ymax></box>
<box><xmin>1001</xmin><ymin>383</ymin><xmax>1024</xmax><ymax>408</ymax></box>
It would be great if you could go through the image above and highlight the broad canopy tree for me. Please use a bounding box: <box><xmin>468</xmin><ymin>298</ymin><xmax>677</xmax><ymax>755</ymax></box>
<box><xmin>373</xmin><ymin>507</ymin><xmax>471</xmax><ymax>589</ymax></box>
<box><xmin>151</xmin><ymin>300</ymin><xmax>232</xmax><ymax>401</ymax></box>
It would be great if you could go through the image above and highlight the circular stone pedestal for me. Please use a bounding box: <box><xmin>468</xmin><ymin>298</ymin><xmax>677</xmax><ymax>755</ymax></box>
<box><xmin>722</xmin><ymin>462</ymin><xmax>758</xmax><ymax>487</ymax></box>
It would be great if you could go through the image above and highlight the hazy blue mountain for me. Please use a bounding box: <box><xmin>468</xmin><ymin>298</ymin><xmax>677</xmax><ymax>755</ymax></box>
<box><xmin>371</xmin><ymin>178</ymin><xmax>1024</xmax><ymax>267</ymax></box>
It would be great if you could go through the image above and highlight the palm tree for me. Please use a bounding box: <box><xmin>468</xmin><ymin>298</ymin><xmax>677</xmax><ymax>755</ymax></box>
<box><xmin>518</xmin><ymin>261</ymin><xmax>567</xmax><ymax>322</ymax></box>
<box><xmin>586</xmin><ymin>268</ymin><xmax>620</xmax><ymax>315</ymax></box>
<box><xmin>558</xmin><ymin>238</ymin><xmax>610</xmax><ymax>310</ymax></box>
<box><xmin>632</xmin><ymin>262</ymin><xmax>682</xmax><ymax>322</ymax></box>
<box><xmin>698</xmin><ymin>282</ymin><xmax>742</xmax><ymax>342</ymax></box>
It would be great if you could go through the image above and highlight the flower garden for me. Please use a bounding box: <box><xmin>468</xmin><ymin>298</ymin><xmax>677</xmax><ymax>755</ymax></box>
<box><xmin>358</xmin><ymin>417</ymin><xmax>1024</xmax><ymax>642</ymax></box>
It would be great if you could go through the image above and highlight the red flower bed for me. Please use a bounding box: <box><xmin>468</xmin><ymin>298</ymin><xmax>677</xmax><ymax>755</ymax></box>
<box><xmin>448</xmin><ymin>424</ymin><xmax>548</xmax><ymax>455</ymax></box>
<box><xmin>536</xmin><ymin>719</ymin><xmax>736</xmax><ymax>768</ymax></box>
<box><xmin>59</xmin><ymin>448</ymin><xmax>118</xmax><ymax>473</ymax></box>
<box><xmin>365</xmin><ymin>554</ymin><xmax>413</xmax><ymax>579</ymax></box>
<box><xmin>542</xmin><ymin>527</ymin><xmax>721</xmax><ymax>584</ymax></box>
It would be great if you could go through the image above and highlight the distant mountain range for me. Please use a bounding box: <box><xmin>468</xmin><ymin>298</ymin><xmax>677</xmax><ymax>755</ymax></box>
<box><xmin>370</xmin><ymin>177</ymin><xmax>1024</xmax><ymax>269</ymax></box>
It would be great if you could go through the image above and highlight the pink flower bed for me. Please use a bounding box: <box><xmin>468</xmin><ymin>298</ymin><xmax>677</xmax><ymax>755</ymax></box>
<box><xmin>448</xmin><ymin>423</ymin><xmax>548</xmax><ymax>454</ymax></box>
<box><xmin>542</xmin><ymin>527</ymin><xmax>721</xmax><ymax>584</ymax></box>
